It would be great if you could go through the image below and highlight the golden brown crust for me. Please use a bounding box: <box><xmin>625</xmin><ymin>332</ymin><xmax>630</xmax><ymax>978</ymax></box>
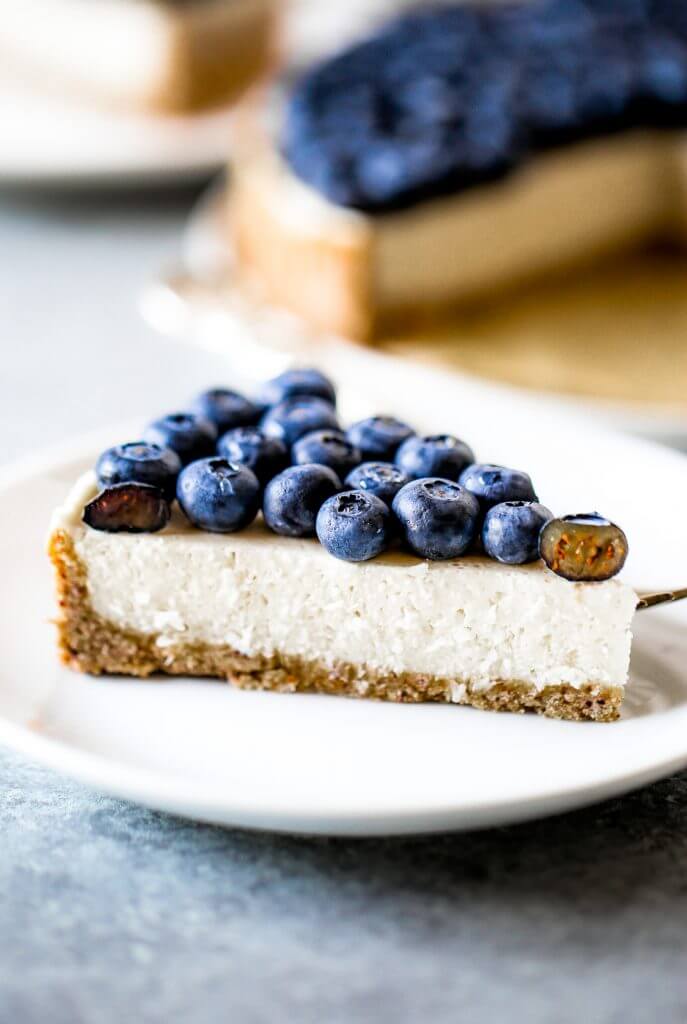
<box><xmin>161</xmin><ymin>2</ymin><xmax>276</xmax><ymax>113</ymax></box>
<box><xmin>231</xmin><ymin>117</ymin><xmax>376</xmax><ymax>340</ymax></box>
<box><xmin>48</xmin><ymin>528</ymin><xmax>623</xmax><ymax>722</ymax></box>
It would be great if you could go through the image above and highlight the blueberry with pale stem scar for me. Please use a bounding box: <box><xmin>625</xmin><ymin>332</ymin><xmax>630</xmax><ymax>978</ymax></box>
<box><xmin>539</xmin><ymin>513</ymin><xmax>628</xmax><ymax>581</ymax></box>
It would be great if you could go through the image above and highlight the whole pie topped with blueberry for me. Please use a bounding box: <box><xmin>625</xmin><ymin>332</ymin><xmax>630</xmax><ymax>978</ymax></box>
<box><xmin>231</xmin><ymin>0</ymin><xmax>687</xmax><ymax>338</ymax></box>
<box><xmin>49</xmin><ymin>369</ymin><xmax>637</xmax><ymax>723</ymax></box>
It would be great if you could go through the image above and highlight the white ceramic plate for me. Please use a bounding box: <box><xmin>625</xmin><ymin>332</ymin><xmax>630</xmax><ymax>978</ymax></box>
<box><xmin>0</xmin><ymin>71</ymin><xmax>235</xmax><ymax>187</ymax></box>
<box><xmin>2</xmin><ymin>387</ymin><xmax>687</xmax><ymax>836</ymax></box>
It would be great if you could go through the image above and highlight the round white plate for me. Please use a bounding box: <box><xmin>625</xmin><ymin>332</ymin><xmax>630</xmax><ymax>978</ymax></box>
<box><xmin>0</xmin><ymin>71</ymin><xmax>236</xmax><ymax>187</ymax></box>
<box><xmin>2</xmin><ymin>389</ymin><xmax>687</xmax><ymax>836</ymax></box>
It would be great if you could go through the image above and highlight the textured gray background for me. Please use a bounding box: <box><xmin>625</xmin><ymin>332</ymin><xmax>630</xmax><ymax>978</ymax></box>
<box><xmin>1</xmin><ymin>188</ymin><xmax>687</xmax><ymax>1024</ymax></box>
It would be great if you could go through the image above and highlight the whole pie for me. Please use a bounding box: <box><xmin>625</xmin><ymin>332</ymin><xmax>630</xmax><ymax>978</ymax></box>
<box><xmin>230</xmin><ymin>0</ymin><xmax>687</xmax><ymax>338</ymax></box>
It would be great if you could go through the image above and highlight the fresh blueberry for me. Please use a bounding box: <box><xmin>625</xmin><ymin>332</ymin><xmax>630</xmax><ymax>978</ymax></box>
<box><xmin>459</xmin><ymin>463</ymin><xmax>537</xmax><ymax>514</ymax></box>
<box><xmin>316</xmin><ymin>491</ymin><xmax>392</xmax><ymax>562</ymax></box>
<box><xmin>344</xmin><ymin>461</ymin><xmax>410</xmax><ymax>506</ymax></box>
<box><xmin>482</xmin><ymin>501</ymin><xmax>553</xmax><ymax>564</ymax></box>
<box><xmin>292</xmin><ymin>429</ymin><xmax>361</xmax><ymax>478</ymax></box>
<box><xmin>176</xmin><ymin>458</ymin><xmax>260</xmax><ymax>533</ymax></box>
<box><xmin>83</xmin><ymin>483</ymin><xmax>170</xmax><ymax>534</ymax></box>
<box><xmin>263</xmin><ymin>464</ymin><xmax>340</xmax><ymax>537</ymax></box>
<box><xmin>216</xmin><ymin>427</ymin><xmax>288</xmax><ymax>486</ymax></box>
<box><xmin>260</xmin><ymin>397</ymin><xmax>340</xmax><ymax>448</ymax></box>
<box><xmin>192</xmin><ymin>388</ymin><xmax>262</xmax><ymax>433</ymax></box>
<box><xmin>259</xmin><ymin>368</ymin><xmax>337</xmax><ymax>409</ymax></box>
<box><xmin>144</xmin><ymin>413</ymin><xmax>217</xmax><ymax>465</ymax></box>
<box><xmin>345</xmin><ymin>416</ymin><xmax>415</xmax><ymax>462</ymax></box>
<box><xmin>395</xmin><ymin>433</ymin><xmax>475</xmax><ymax>482</ymax></box>
<box><xmin>392</xmin><ymin>478</ymin><xmax>480</xmax><ymax>560</ymax></box>
<box><xmin>95</xmin><ymin>442</ymin><xmax>181</xmax><ymax>502</ymax></box>
<box><xmin>280</xmin><ymin>0</ymin><xmax>687</xmax><ymax>214</ymax></box>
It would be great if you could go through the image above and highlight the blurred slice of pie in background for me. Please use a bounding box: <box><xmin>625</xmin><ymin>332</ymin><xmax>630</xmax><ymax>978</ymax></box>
<box><xmin>0</xmin><ymin>0</ymin><xmax>278</xmax><ymax>114</ymax></box>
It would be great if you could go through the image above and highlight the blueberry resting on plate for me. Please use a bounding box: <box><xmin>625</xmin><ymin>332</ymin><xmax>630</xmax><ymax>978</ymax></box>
<box><xmin>144</xmin><ymin>412</ymin><xmax>217</xmax><ymax>465</ymax></box>
<box><xmin>392</xmin><ymin>478</ymin><xmax>480</xmax><ymax>560</ymax></box>
<box><xmin>260</xmin><ymin>397</ymin><xmax>340</xmax><ymax>448</ymax></box>
<box><xmin>192</xmin><ymin>388</ymin><xmax>262</xmax><ymax>434</ymax></box>
<box><xmin>95</xmin><ymin>442</ymin><xmax>181</xmax><ymax>502</ymax></box>
<box><xmin>539</xmin><ymin>513</ymin><xmax>628</xmax><ymax>581</ymax></box>
<box><xmin>459</xmin><ymin>463</ymin><xmax>537</xmax><ymax>514</ymax></box>
<box><xmin>217</xmin><ymin>427</ymin><xmax>289</xmax><ymax>487</ymax></box>
<box><xmin>263</xmin><ymin>464</ymin><xmax>340</xmax><ymax>537</ymax></box>
<box><xmin>395</xmin><ymin>433</ymin><xmax>475</xmax><ymax>482</ymax></box>
<box><xmin>345</xmin><ymin>416</ymin><xmax>415</xmax><ymax>462</ymax></box>
<box><xmin>344</xmin><ymin>461</ymin><xmax>410</xmax><ymax>506</ymax></box>
<box><xmin>316</xmin><ymin>491</ymin><xmax>392</xmax><ymax>562</ymax></box>
<box><xmin>292</xmin><ymin>430</ymin><xmax>362</xmax><ymax>479</ymax></box>
<box><xmin>177</xmin><ymin>458</ymin><xmax>260</xmax><ymax>533</ymax></box>
<box><xmin>482</xmin><ymin>501</ymin><xmax>553</xmax><ymax>565</ymax></box>
<box><xmin>83</xmin><ymin>483</ymin><xmax>170</xmax><ymax>534</ymax></box>
<box><xmin>258</xmin><ymin>368</ymin><xmax>337</xmax><ymax>409</ymax></box>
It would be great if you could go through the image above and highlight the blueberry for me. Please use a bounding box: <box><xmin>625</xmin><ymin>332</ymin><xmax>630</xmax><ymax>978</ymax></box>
<box><xmin>459</xmin><ymin>463</ymin><xmax>537</xmax><ymax>514</ymax></box>
<box><xmin>96</xmin><ymin>442</ymin><xmax>181</xmax><ymax>502</ymax></box>
<box><xmin>316</xmin><ymin>491</ymin><xmax>392</xmax><ymax>562</ymax></box>
<box><xmin>292</xmin><ymin>429</ymin><xmax>361</xmax><ymax>478</ymax></box>
<box><xmin>539</xmin><ymin>513</ymin><xmax>629</xmax><ymax>581</ymax></box>
<box><xmin>263</xmin><ymin>464</ymin><xmax>341</xmax><ymax>537</ymax></box>
<box><xmin>259</xmin><ymin>368</ymin><xmax>337</xmax><ymax>409</ymax></box>
<box><xmin>395</xmin><ymin>433</ymin><xmax>475</xmax><ymax>482</ymax></box>
<box><xmin>344</xmin><ymin>461</ymin><xmax>410</xmax><ymax>506</ymax></box>
<box><xmin>216</xmin><ymin>427</ymin><xmax>288</xmax><ymax>486</ymax></box>
<box><xmin>482</xmin><ymin>501</ymin><xmax>553</xmax><ymax>564</ymax></box>
<box><xmin>176</xmin><ymin>458</ymin><xmax>260</xmax><ymax>533</ymax></box>
<box><xmin>346</xmin><ymin>416</ymin><xmax>415</xmax><ymax>462</ymax></box>
<box><xmin>83</xmin><ymin>483</ymin><xmax>170</xmax><ymax>534</ymax></box>
<box><xmin>192</xmin><ymin>388</ymin><xmax>262</xmax><ymax>433</ymax></box>
<box><xmin>280</xmin><ymin>0</ymin><xmax>687</xmax><ymax>215</ymax></box>
<box><xmin>392</xmin><ymin>478</ymin><xmax>480</xmax><ymax>560</ymax></box>
<box><xmin>144</xmin><ymin>413</ymin><xmax>217</xmax><ymax>465</ymax></box>
<box><xmin>260</xmin><ymin>397</ymin><xmax>339</xmax><ymax>448</ymax></box>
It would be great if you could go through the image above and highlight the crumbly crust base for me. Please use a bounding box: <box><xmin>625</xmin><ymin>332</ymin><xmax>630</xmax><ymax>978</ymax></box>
<box><xmin>48</xmin><ymin>529</ymin><xmax>623</xmax><ymax>722</ymax></box>
<box><xmin>162</xmin><ymin>2</ymin><xmax>275</xmax><ymax>113</ymax></box>
<box><xmin>232</xmin><ymin>152</ymin><xmax>375</xmax><ymax>340</ymax></box>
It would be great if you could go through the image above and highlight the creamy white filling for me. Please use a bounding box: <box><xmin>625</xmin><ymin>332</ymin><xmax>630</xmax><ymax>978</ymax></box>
<box><xmin>53</xmin><ymin>475</ymin><xmax>637</xmax><ymax>691</ymax></box>
<box><xmin>0</xmin><ymin>0</ymin><xmax>267</xmax><ymax>104</ymax></box>
<box><xmin>375</xmin><ymin>133</ymin><xmax>681</xmax><ymax>307</ymax></box>
<box><xmin>256</xmin><ymin>132</ymin><xmax>686</xmax><ymax>310</ymax></box>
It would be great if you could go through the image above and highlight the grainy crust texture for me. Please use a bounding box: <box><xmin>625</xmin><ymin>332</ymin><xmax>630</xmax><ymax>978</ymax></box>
<box><xmin>232</xmin><ymin>168</ymin><xmax>375</xmax><ymax>340</ymax></box>
<box><xmin>49</xmin><ymin>529</ymin><xmax>624</xmax><ymax>722</ymax></box>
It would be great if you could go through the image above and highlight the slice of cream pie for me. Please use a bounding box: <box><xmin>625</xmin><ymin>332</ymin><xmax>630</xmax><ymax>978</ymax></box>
<box><xmin>230</xmin><ymin>1</ymin><xmax>687</xmax><ymax>339</ymax></box>
<box><xmin>0</xmin><ymin>0</ymin><xmax>276</xmax><ymax>113</ymax></box>
<box><xmin>47</xmin><ymin>374</ymin><xmax>637</xmax><ymax>723</ymax></box>
<box><xmin>49</xmin><ymin>473</ymin><xmax>636</xmax><ymax>722</ymax></box>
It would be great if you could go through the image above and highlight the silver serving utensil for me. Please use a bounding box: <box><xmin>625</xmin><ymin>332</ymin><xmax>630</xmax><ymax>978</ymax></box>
<box><xmin>637</xmin><ymin>588</ymin><xmax>687</xmax><ymax>610</ymax></box>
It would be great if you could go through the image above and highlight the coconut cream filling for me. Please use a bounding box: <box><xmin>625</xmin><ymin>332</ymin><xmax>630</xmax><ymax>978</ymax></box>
<box><xmin>51</xmin><ymin>474</ymin><xmax>636</xmax><ymax>692</ymax></box>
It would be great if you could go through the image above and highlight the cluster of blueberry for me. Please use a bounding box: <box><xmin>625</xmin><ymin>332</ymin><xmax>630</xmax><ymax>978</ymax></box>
<box><xmin>85</xmin><ymin>368</ymin><xmax>627</xmax><ymax>581</ymax></box>
<box><xmin>283</xmin><ymin>0</ymin><xmax>687</xmax><ymax>212</ymax></box>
